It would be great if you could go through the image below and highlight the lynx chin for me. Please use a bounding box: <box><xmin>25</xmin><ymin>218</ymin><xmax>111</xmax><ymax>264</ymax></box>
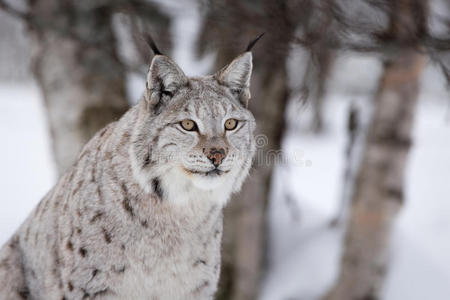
<box><xmin>0</xmin><ymin>48</ymin><xmax>256</xmax><ymax>299</ymax></box>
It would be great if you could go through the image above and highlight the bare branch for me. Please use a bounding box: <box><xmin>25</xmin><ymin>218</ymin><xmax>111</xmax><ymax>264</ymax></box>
<box><xmin>0</xmin><ymin>0</ymin><xmax>29</xmax><ymax>20</ymax></box>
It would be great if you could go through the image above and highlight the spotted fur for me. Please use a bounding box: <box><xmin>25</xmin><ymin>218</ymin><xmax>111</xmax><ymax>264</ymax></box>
<box><xmin>0</xmin><ymin>52</ymin><xmax>256</xmax><ymax>299</ymax></box>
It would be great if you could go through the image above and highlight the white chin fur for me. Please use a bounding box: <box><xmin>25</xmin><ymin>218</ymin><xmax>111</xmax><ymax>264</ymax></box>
<box><xmin>190</xmin><ymin>173</ymin><xmax>229</xmax><ymax>190</ymax></box>
<box><xmin>159</xmin><ymin>166</ymin><xmax>234</xmax><ymax>207</ymax></box>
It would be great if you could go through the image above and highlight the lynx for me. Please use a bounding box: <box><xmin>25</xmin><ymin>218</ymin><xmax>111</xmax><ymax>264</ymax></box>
<box><xmin>0</xmin><ymin>43</ymin><xmax>257</xmax><ymax>299</ymax></box>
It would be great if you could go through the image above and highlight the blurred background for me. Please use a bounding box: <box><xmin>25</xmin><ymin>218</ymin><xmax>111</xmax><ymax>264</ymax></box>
<box><xmin>1</xmin><ymin>0</ymin><xmax>449</xmax><ymax>299</ymax></box>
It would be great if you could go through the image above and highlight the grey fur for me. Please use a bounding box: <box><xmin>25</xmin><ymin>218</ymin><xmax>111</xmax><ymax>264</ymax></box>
<box><xmin>0</xmin><ymin>52</ymin><xmax>256</xmax><ymax>299</ymax></box>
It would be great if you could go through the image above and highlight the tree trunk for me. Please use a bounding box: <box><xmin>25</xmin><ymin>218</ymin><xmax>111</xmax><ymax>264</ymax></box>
<box><xmin>217</xmin><ymin>53</ymin><xmax>291</xmax><ymax>300</ymax></box>
<box><xmin>301</xmin><ymin>48</ymin><xmax>334</xmax><ymax>133</ymax></box>
<box><xmin>300</xmin><ymin>0</ymin><xmax>335</xmax><ymax>134</ymax></box>
<box><xmin>197</xmin><ymin>1</ymin><xmax>297</xmax><ymax>299</ymax></box>
<box><xmin>330</xmin><ymin>103</ymin><xmax>360</xmax><ymax>227</ymax></box>
<box><xmin>324</xmin><ymin>0</ymin><xmax>427</xmax><ymax>298</ymax></box>
<box><xmin>0</xmin><ymin>9</ymin><xmax>31</xmax><ymax>81</ymax></box>
<box><xmin>27</xmin><ymin>0</ymin><xmax>129</xmax><ymax>174</ymax></box>
<box><xmin>224</xmin><ymin>65</ymin><xmax>290</xmax><ymax>300</ymax></box>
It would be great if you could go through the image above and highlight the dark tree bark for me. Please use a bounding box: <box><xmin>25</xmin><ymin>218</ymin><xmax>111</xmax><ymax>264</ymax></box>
<box><xmin>324</xmin><ymin>0</ymin><xmax>428</xmax><ymax>299</ymax></box>
<box><xmin>301</xmin><ymin>47</ymin><xmax>334</xmax><ymax>133</ymax></box>
<box><xmin>298</xmin><ymin>0</ymin><xmax>336</xmax><ymax>133</ymax></box>
<box><xmin>198</xmin><ymin>1</ymin><xmax>300</xmax><ymax>299</ymax></box>
<box><xmin>330</xmin><ymin>103</ymin><xmax>360</xmax><ymax>227</ymax></box>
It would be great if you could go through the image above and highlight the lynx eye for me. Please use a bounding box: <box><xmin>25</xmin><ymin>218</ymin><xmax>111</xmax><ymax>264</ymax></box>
<box><xmin>180</xmin><ymin>119</ymin><xmax>197</xmax><ymax>131</ymax></box>
<box><xmin>224</xmin><ymin>118</ymin><xmax>238</xmax><ymax>131</ymax></box>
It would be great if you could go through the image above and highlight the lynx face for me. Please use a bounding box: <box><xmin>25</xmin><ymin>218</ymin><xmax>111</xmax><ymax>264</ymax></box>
<box><xmin>131</xmin><ymin>52</ymin><xmax>256</xmax><ymax>198</ymax></box>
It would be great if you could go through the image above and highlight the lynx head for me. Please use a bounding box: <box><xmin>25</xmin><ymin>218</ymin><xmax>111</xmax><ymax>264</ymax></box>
<box><xmin>130</xmin><ymin>51</ymin><xmax>256</xmax><ymax>204</ymax></box>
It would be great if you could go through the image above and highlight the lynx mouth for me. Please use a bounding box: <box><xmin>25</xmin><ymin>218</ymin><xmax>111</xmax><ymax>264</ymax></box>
<box><xmin>183</xmin><ymin>167</ymin><xmax>230</xmax><ymax>177</ymax></box>
<box><xmin>204</xmin><ymin>169</ymin><xmax>227</xmax><ymax>176</ymax></box>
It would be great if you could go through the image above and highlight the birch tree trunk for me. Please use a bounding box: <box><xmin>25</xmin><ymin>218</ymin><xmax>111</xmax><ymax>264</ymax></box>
<box><xmin>27</xmin><ymin>0</ymin><xmax>129</xmax><ymax>174</ymax></box>
<box><xmin>324</xmin><ymin>0</ymin><xmax>427</xmax><ymax>299</ymax></box>
<box><xmin>0</xmin><ymin>0</ymin><xmax>171</xmax><ymax>174</ymax></box>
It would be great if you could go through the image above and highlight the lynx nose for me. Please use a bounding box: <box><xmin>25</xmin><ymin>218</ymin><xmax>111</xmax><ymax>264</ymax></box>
<box><xmin>205</xmin><ymin>148</ymin><xmax>227</xmax><ymax>168</ymax></box>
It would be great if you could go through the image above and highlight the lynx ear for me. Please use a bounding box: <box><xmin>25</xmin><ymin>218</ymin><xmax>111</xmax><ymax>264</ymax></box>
<box><xmin>216</xmin><ymin>52</ymin><xmax>253</xmax><ymax>107</ymax></box>
<box><xmin>146</xmin><ymin>55</ymin><xmax>187</xmax><ymax>113</ymax></box>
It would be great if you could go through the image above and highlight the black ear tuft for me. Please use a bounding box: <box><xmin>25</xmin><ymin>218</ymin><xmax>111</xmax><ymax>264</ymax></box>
<box><xmin>143</xmin><ymin>32</ymin><xmax>163</xmax><ymax>55</ymax></box>
<box><xmin>245</xmin><ymin>33</ymin><xmax>265</xmax><ymax>52</ymax></box>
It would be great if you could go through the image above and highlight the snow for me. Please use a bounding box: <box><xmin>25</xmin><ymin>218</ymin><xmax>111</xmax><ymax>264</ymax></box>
<box><xmin>0</xmin><ymin>83</ymin><xmax>56</xmax><ymax>244</ymax></box>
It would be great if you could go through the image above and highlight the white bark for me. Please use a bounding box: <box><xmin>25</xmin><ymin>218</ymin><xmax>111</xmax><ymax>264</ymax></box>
<box><xmin>325</xmin><ymin>50</ymin><xmax>426</xmax><ymax>300</ymax></box>
<box><xmin>28</xmin><ymin>0</ymin><xmax>129</xmax><ymax>173</ymax></box>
